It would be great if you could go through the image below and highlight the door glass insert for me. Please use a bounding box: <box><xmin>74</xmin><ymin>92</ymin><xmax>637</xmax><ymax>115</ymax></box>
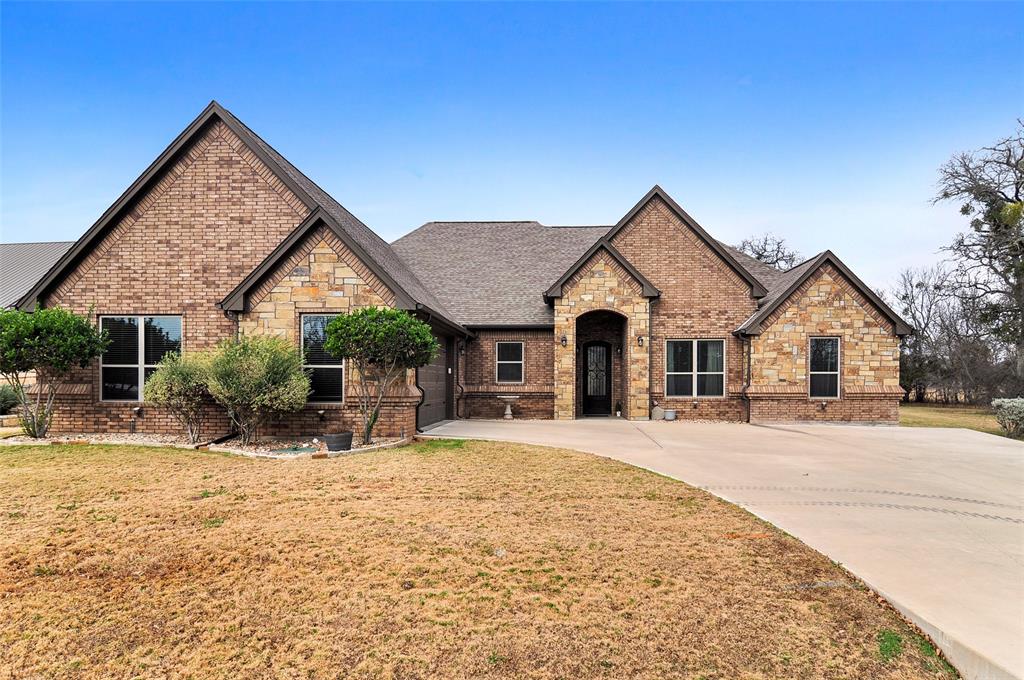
<box><xmin>587</xmin><ymin>345</ymin><xmax>608</xmax><ymax>397</ymax></box>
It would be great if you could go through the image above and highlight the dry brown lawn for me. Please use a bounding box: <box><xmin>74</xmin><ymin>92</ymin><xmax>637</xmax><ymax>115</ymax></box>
<box><xmin>0</xmin><ymin>440</ymin><xmax>956</xmax><ymax>679</ymax></box>
<box><xmin>900</xmin><ymin>403</ymin><xmax>1003</xmax><ymax>437</ymax></box>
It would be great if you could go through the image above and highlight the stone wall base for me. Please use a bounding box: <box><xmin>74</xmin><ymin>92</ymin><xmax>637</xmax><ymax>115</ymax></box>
<box><xmin>749</xmin><ymin>397</ymin><xmax>898</xmax><ymax>424</ymax></box>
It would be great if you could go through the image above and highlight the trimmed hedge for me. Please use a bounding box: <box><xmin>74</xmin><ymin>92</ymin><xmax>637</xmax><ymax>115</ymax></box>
<box><xmin>992</xmin><ymin>398</ymin><xmax>1024</xmax><ymax>438</ymax></box>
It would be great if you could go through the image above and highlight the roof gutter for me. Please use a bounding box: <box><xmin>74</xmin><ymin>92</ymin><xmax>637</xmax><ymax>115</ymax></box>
<box><xmin>414</xmin><ymin>303</ymin><xmax>472</xmax><ymax>338</ymax></box>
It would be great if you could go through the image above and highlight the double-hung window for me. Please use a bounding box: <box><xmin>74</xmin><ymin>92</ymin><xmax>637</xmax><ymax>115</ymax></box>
<box><xmin>809</xmin><ymin>337</ymin><xmax>840</xmax><ymax>398</ymax></box>
<box><xmin>666</xmin><ymin>339</ymin><xmax>725</xmax><ymax>397</ymax></box>
<box><xmin>302</xmin><ymin>314</ymin><xmax>344</xmax><ymax>402</ymax></box>
<box><xmin>100</xmin><ymin>316</ymin><xmax>182</xmax><ymax>401</ymax></box>
<box><xmin>495</xmin><ymin>342</ymin><xmax>524</xmax><ymax>383</ymax></box>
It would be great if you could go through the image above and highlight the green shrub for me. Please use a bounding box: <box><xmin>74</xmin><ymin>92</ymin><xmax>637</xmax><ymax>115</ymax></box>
<box><xmin>145</xmin><ymin>353</ymin><xmax>211</xmax><ymax>444</ymax></box>
<box><xmin>0</xmin><ymin>384</ymin><xmax>19</xmax><ymax>415</ymax></box>
<box><xmin>0</xmin><ymin>307</ymin><xmax>107</xmax><ymax>437</ymax></box>
<box><xmin>325</xmin><ymin>307</ymin><xmax>437</xmax><ymax>444</ymax></box>
<box><xmin>992</xmin><ymin>398</ymin><xmax>1024</xmax><ymax>438</ymax></box>
<box><xmin>205</xmin><ymin>336</ymin><xmax>309</xmax><ymax>445</ymax></box>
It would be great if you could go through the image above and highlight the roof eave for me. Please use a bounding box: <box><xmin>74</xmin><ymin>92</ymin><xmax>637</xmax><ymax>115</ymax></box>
<box><xmin>219</xmin><ymin>208</ymin><xmax>420</xmax><ymax>314</ymax></box>
<box><xmin>733</xmin><ymin>251</ymin><xmax>914</xmax><ymax>338</ymax></box>
<box><xmin>413</xmin><ymin>303</ymin><xmax>471</xmax><ymax>338</ymax></box>
<box><xmin>543</xmin><ymin>239</ymin><xmax>661</xmax><ymax>302</ymax></box>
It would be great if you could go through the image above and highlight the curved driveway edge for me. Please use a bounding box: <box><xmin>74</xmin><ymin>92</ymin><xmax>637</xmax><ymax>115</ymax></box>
<box><xmin>422</xmin><ymin>418</ymin><xmax>1024</xmax><ymax>680</ymax></box>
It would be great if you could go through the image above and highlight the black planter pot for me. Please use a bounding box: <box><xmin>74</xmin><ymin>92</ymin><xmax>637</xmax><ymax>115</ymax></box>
<box><xmin>324</xmin><ymin>432</ymin><xmax>353</xmax><ymax>452</ymax></box>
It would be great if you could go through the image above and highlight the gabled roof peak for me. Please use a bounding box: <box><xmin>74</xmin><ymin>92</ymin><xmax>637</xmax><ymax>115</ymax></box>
<box><xmin>736</xmin><ymin>250</ymin><xmax>912</xmax><ymax>337</ymax></box>
<box><xmin>17</xmin><ymin>102</ymin><xmax>459</xmax><ymax>330</ymax></box>
<box><xmin>602</xmin><ymin>185</ymin><xmax>768</xmax><ymax>298</ymax></box>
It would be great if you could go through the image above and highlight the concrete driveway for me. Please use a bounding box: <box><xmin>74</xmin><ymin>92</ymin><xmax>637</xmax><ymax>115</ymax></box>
<box><xmin>424</xmin><ymin>418</ymin><xmax>1024</xmax><ymax>680</ymax></box>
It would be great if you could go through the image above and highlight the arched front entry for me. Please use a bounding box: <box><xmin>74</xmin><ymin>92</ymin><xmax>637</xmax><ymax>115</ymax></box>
<box><xmin>575</xmin><ymin>310</ymin><xmax>627</xmax><ymax>417</ymax></box>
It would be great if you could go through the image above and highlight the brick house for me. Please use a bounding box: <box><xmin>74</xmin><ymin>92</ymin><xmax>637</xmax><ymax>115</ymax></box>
<box><xmin>12</xmin><ymin>102</ymin><xmax>911</xmax><ymax>438</ymax></box>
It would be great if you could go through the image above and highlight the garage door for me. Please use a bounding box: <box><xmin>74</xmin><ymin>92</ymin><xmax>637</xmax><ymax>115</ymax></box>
<box><xmin>418</xmin><ymin>336</ymin><xmax>449</xmax><ymax>429</ymax></box>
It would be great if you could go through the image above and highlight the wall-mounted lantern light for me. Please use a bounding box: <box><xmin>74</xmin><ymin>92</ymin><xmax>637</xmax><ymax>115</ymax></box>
<box><xmin>637</xmin><ymin>335</ymin><xmax>644</xmax><ymax>347</ymax></box>
<box><xmin>560</xmin><ymin>335</ymin><xmax>568</xmax><ymax>347</ymax></box>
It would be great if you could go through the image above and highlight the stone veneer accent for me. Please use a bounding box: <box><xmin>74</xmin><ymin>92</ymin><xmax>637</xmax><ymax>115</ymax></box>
<box><xmin>553</xmin><ymin>250</ymin><xmax>650</xmax><ymax>420</ymax></box>
<box><xmin>238</xmin><ymin>226</ymin><xmax>418</xmax><ymax>438</ymax></box>
<box><xmin>747</xmin><ymin>263</ymin><xmax>901</xmax><ymax>423</ymax></box>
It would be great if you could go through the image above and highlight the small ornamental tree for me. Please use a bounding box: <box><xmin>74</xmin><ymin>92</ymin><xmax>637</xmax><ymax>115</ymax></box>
<box><xmin>145</xmin><ymin>352</ymin><xmax>211</xmax><ymax>444</ymax></box>
<box><xmin>205</xmin><ymin>336</ymin><xmax>309</xmax><ymax>445</ymax></box>
<box><xmin>0</xmin><ymin>307</ymin><xmax>108</xmax><ymax>438</ymax></box>
<box><xmin>324</xmin><ymin>307</ymin><xmax>438</xmax><ymax>445</ymax></box>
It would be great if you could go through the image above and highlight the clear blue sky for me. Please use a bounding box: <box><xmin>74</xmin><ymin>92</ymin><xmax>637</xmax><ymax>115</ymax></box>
<box><xmin>2</xmin><ymin>2</ymin><xmax>1021</xmax><ymax>289</ymax></box>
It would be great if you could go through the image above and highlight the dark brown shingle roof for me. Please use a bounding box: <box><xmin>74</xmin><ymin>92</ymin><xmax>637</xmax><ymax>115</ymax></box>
<box><xmin>392</xmin><ymin>222</ymin><xmax>608</xmax><ymax>326</ymax></box>
<box><xmin>0</xmin><ymin>241</ymin><xmax>74</xmax><ymax>308</ymax></box>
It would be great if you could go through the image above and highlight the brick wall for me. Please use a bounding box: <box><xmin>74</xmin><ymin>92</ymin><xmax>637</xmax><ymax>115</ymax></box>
<box><xmin>610</xmin><ymin>196</ymin><xmax>756</xmax><ymax>421</ymax></box>
<box><xmin>461</xmin><ymin>329</ymin><xmax>555</xmax><ymax>419</ymax></box>
<box><xmin>747</xmin><ymin>264</ymin><xmax>901</xmax><ymax>423</ymax></box>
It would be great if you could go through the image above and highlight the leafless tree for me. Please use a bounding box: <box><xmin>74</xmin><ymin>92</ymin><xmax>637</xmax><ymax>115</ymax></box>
<box><xmin>736</xmin><ymin>233</ymin><xmax>801</xmax><ymax>269</ymax></box>
<box><xmin>934</xmin><ymin>121</ymin><xmax>1024</xmax><ymax>380</ymax></box>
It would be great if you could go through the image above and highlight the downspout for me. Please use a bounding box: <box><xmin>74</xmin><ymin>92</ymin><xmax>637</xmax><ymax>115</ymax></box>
<box><xmin>647</xmin><ymin>298</ymin><xmax>655</xmax><ymax>420</ymax></box>
<box><xmin>413</xmin><ymin>310</ymin><xmax>432</xmax><ymax>433</ymax></box>
<box><xmin>742</xmin><ymin>334</ymin><xmax>752</xmax><ymax>423</ymax></box>
<box><xmin>455</xmin><ymin>338</ymin><xmax>467</xmax><ymax>419</ymax></box>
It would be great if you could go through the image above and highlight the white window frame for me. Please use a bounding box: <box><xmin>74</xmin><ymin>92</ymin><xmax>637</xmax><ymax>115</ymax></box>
<box><xmin>495</xmin><ymin>341</ymin><xmax>524</xmax><ymax>384</ymax></box>
<box><xmin>99</xmin><ymin>315</ymin><xmax>182</xmax><ymax>402</ymax></box>
<box><xmin>808</xmin><ymin>336</ymin><xmax>841</xmax><ymax>399</ymax></box>
<box><xmin>664</xmin><ymin>339</ymin><xmax>726</xmax><ymax>398</ymax></box>
<box><xmin>301</xmin><ymin>314</ymin><xmax>345</xmax><ymax>404</ymax></box>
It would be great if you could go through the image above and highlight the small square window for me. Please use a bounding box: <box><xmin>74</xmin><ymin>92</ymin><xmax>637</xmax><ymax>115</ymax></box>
<box><xmin>496</xmin><ymin>342</ymin><xmax>524</xmax><ymax>383</ymax></box>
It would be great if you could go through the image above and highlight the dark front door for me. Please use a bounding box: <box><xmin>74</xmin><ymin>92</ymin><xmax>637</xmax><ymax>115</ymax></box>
<box><xmin>582</xmin><ymin>341</ymin><xmax>612</xmax><ymax>416</ymax></box>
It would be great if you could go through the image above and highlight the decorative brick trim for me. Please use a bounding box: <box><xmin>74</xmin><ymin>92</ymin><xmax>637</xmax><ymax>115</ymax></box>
<box><xmin>610</xmin><ymin>196</ymin><xmax>748</xmax><ymax>291</ymax></box>
<box><xmin>216</xmin><ymin>122</ymin><xmax>309</xmax><ymax>216</ymax></box>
